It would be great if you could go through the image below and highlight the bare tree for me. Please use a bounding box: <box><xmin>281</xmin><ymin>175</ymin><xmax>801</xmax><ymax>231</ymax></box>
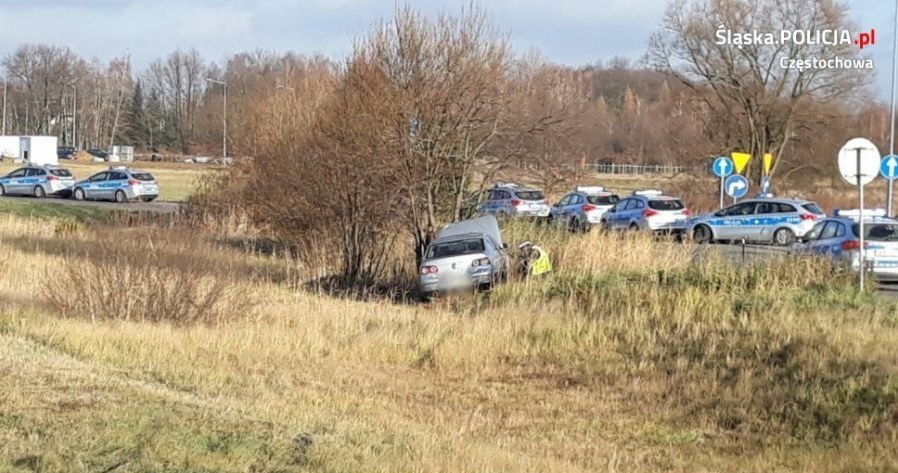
<box><xmin>649</xmin><ymin>0</ymin><xmax>870</xmax><ymax>181</ymax></box>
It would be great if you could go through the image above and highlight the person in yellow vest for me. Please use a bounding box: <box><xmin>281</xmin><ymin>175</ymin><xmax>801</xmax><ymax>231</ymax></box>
<box><xmin>517</xmin><ymin>241</ymin><xmax>553</xmax><ymax>278</ymax></box>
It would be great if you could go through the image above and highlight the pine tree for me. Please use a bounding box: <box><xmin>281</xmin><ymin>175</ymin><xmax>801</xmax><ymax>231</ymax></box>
<box><xmin>124</xmin><ymin>80</ymin><xmax>147</xmax><ymax>147</ymax></box>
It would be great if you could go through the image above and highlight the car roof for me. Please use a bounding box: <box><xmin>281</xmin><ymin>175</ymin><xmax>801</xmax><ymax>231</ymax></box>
<box><xmin>829</xmin><ymin>216</ymin><xmax>898</xmax><ymax>225</ymax></box>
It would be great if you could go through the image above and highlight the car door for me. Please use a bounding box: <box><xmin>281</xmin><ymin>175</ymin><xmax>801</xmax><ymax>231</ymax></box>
<box><xmin>716</xmin><ymin>202</ymin><xmax>755</xmax><ymax>240</ymax></box>
<box><xmin>813</xmin><ymin>221</ymin><xmax>842</xmax><ymax>257</ymax></box>
<box><xmin>4</xmin><ymin>168</ymin><xmax>28</xmax><ymax>195</ymax></box>
<box><xmin>85</xmin><ymin>172</ymin><xmax>109</xmax><ymax>200</ymax></box>
<box><xmin>567</xmin><ymin>194</ymin><xmax>585</xmax><ymax>222</ymax></box>
<box><xmin>608</xmin><ymin>199</ymin><xmax>628</xmax><ymax>229</ymax></box>
<box><xmin>552</xmin><ymin>195</ymin><xmax>572</xmax><ymax>220</ymax></box>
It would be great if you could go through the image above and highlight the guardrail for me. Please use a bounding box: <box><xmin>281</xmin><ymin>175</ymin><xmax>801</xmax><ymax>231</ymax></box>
<box><xmin>590</xmin><ymin>163</ymin><xmax>697</xmax><ymax>175</ymax></box>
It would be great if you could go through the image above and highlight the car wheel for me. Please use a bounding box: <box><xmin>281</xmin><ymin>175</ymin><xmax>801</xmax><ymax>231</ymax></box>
<box><xmin>114</xmin><ymin>190</ymin><xmax>127</xmax><ymax>204</ymax></box>
<box><xmin>33</xmin><ymin>186</ymin><xmax>45</xmax><ymax>198</ymax></box>
<box><xmin>693</xmin><ymin>225</ymin><xmax>713</xmax><ymax>244</ymax></box>
<box><xmin>774</xmin><ymin>228</ymin><xmax>796</xmax><ymax>246</ymax></box>
<box><xmin>629</xmin><ymin>223</ymin><xmax>639</xmax><ymax>232</ymax></box>
<box><xmin>73</xmin><ymin>187</ymin><xmax>85</xmax><ymax>201</ymax></box>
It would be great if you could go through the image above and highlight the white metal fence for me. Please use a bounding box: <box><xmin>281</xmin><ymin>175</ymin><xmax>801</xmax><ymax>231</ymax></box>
<box><xmin>590</xmin><ymin>163</ymin><xmax>697</xmax><ymax>175</ymax></box>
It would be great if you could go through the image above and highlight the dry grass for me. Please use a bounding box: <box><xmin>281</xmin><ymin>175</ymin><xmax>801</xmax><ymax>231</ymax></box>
<box><xmin>1</xmin><ymin>213</ymin><xmax>898</xmax><ymax>471</ymax></box>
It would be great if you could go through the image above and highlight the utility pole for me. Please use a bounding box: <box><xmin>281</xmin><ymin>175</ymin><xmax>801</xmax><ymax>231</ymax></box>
<box><xmin>889</xmin><ymin>0</ymin><xmax>898</xmax><ymax>215</ymax></box>
<box><xmin>2</xmin><ymin>77</ymin><xmax>6</xmax><ymax>135</ymax></box>
<box><xmin>205</xmin><ymin>77</ymin><xmax>227</xmax><ymax>158</ymax></box>
<box><xmin>70</xmin><ymin>84</ymin><xmax>77</xmax><ymax>149</ymax></box>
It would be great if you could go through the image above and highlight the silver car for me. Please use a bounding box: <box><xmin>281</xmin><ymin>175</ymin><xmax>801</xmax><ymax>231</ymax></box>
<box><xmin>686</xmin><ymin>197</ymin><xmax>825</xmax><ymax>245</ymax></box>
<box><xmin>795</xmin><ymin>210</ymin><xmax>898</xmax><ymax>280</ymax></box>
<box><xmin>0</xmin><ymin>165</ymin><xmax>76</xmax><ymax>198</ymax></box>
<box><xmin>72</xmin><ymin>167</ymin><xmax>160</xmax><ymax>203</ymax></box>
<box><xmin>418</xmin><ymin>215</ymin><xmax>510</xmax><ymax>300</ymax></box>
<box><xmin>477</xmin><ymin>183</ymin><xmax>551</xmax><ymax>219</ymax></box>
<box><xmin>601</xmin><ymin>190</ymin><xmax>691</xmax><ymax>233</ymax></box>
<box><xmin>550</xmin><ymin>186</ymin><xmax>620</xmax><ymax>232</ymax></box>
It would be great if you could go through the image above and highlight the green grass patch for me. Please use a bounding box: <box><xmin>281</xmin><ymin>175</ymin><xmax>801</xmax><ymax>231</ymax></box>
<box><xmin>0</xmin><ymin>199</ymin><xmax>115</xmax><ymax>223</ymax></box>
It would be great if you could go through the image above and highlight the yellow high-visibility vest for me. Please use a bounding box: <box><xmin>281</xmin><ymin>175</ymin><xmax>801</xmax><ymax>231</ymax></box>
<box><xmin>530</xmin><ymin>246</ymin><xmax>553</xmax><ymax>276</ymax></box>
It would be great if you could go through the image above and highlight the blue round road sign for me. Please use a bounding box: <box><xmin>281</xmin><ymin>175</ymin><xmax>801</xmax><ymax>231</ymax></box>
<box><xmin>712</xmin><ymin>156</ymin><xmax>734</xmax><ymax>178</ymax></box>
<box><xmin>724</xmin><ymin>174</ymin><xmax>749</xmax><ymax>199</ymax></box>
<box><xmin>881</xmin><ymin>155</ymin><xmax>898</xmax><ymax>180</ymax></box>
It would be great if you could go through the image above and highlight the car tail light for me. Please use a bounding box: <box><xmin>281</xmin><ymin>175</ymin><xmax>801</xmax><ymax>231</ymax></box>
<box><xmin>643</xmin><ymin>209</ymin><xmax>659</xmax><ymax>218</ymax></box>
<box><xmin>128</xmin><ymin>179</ymin><xmax>140</xmax><ymax>186</ymax></box>
<box><xmin>841</xmin><ymin>240</ymin><xmax>868</xmax><ymax>251</ymax></box>
<box><xmin>683</xmin><ymin>209</ymin><xmax>692</xmax><ymax>216</ymax></box>
<box><xmin>471</xmin><ymin>257</ymin><xmax>491</xmax><ymax>267</ymax></box>
<box><xmin>47</xmin><ymin>175</ymin><xmax>58</xmax><ymax>181</ymax></box>
<box><xmin>582</xmin><ymin>204</ymin><xmax>596</xmax><ymax>212</ymax></box>
<box><xmin>800</xmin><ymin>214</ymin><xmax>818</xmax><ymax>222</ymax></box>
<box><xmin>420</xmin><ymin>265</ymin><xmax>439</xmax><ymax>275</ymax></box>
<box><xmin>543</xmin><ymin>199</ymin><xmax>550</xmax><ymax>205</ymax></box>
<box><xmin>511</xmin><ymin>199</ymin><xmax>522</xmax><ymax>207</ymax></box>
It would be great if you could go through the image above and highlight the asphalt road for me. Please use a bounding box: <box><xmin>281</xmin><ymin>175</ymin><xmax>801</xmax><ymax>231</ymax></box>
<box><xmin>1</xmin><ymin>195</ymin><xmax>180</xmax><ymax>214</ymax></box>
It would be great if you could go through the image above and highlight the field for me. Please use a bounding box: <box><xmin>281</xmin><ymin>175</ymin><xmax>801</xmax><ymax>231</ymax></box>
<box><xmin>1</xmin><ymin>204</ymin><xmax>898</xmax><ymax>472</ymax></box>
<box><xmin>0</xmin><ymin>161</ymin><xmax>209</xmax><ymax>202</ymax></box>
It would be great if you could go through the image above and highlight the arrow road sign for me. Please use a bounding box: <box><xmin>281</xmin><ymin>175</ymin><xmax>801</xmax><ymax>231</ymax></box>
<box><xmin>724</xmin><ymin>175</ymin><xmax>749</xmax><ymax>199</ymax></box>
<box><xmin>712</xmin><ymin>156</ymin><xmax>734</xmax><ymax>178</ymax></box>
<box><xmin>881</xmin><ymin>155</ymin><xmax>898</xmax><ymax>180</ymax></box>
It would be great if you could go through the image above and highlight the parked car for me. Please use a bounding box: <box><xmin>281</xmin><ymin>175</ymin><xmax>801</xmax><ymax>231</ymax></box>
<box><xmin>0</xmin><ymin>165</ymin><xmax>76</xmax><ymax>198</ymax></box>
<box><xmin>87</xmin><ymin>148</ymin><xmax>109</xmax><ymax>160</ymax></box>
<box><xmin>686</xmin><ymin>197</ymin><xmax>825</xmax><ymax>245</ymax></box>
<box><xmin>418</xmin><ymin>215</ymin><xmax>510</xmax><ymax>300</ymax></box>
<box><xmin>601</xmin><ymin>190</ymin><xmax>691</xmax><ymax>234</ymax></box>
<box><xmin>550</xmin><ymin>186</ymin><xmax>619</xmax><ymax>232</ymax></box>
<box><xmin>477</xmin><ymin>183</ymin><xmax>551</xmax><ymax>219</ymax></box>
<box><xmin>57</xmin><ymin>146</ymin><xmax>76</xmax><ymax>160</ymax></box>
<box><xmin>72</xmin><ymin>166</ymin><xmax>159</xmax><ymax>203</ymax></box>
<box><xmin>794</xmin><ymin>209</ymin><xmax>898</xmax><ymax>280</ymax></box>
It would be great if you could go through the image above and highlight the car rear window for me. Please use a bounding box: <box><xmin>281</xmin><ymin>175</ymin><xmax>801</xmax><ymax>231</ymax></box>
<box><xmin>852</xmin><ymin>223</ymin><xmax>898</xmax><ymax>241</ymax></box>
<box><xmin>49</xmin><ymin>169</ymin><xmax>73</xmax><ymax>177</ymax></box>
<box><xmin>426</xmin><ymin>238</ymin><xmax>486</xmax><ymax>259</ymax></box>
<box><xmin>802</xmin><ymin>203</ymin><xmax>825</xmax><ymax>215</ymax></box>
<box><xmin>648</xmin><ymin>199</ymin><xmax>684</xmax><ymax>211</ymax></box>
<box><xmin>588</xmin><ymin>195</ymin><xmax>619</xmax><ymax>205</ymax></box>
<box><xmin>132</xmin><ymin>173</ymin><xmax>155</xmax><ymax>181</ymax></box>
<box><xmin>515</xmin><ymin>191</ymin><xmax>544</xmax><ymax>201</ymax></box>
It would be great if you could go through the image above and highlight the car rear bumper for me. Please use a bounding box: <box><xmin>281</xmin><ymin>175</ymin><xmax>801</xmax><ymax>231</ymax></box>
<box><xmin>419</xmin><ymin>271</ymin><xmax>494</xmax><ymax>293</ymax></box>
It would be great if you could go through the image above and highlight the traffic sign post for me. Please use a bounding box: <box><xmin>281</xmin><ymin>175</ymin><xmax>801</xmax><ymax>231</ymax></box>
<box><xmin>724</xmin><ymin>174</ymin><xmax>749</xmax><ymax>202</ymax></box>
<box><xmin>881</xmin><ymin>154</ymin><xmax>898</xmax><ymax>215</ymax></box>
<box><xmin>838</xmin><ymin>137</ymin><xmax>882</xmax><ymax>292</ymax></box>
<box><xmin>712</xmin><ymin>156</ymin><xmax>734</xmax><ymax>209</ymax></box>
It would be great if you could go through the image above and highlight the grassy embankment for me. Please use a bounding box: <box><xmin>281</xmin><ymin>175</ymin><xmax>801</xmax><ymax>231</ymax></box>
<box><xmin>1</xmin><ymin>208</ymin><xmax>897</xmax><ymax>472</ymax></box>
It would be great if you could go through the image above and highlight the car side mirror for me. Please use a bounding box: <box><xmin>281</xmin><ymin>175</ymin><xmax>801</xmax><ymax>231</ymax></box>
<box><xmin>713</xmin><ymin>211</ymin><xmax>725</xmax><ymax>217</ymax></box>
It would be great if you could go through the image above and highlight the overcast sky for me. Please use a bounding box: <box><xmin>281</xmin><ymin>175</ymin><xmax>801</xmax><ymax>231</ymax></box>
<box><xmin>0</xmin><ymin>0</ymin><xmax>893</xmax><ymax>97</ymax></box>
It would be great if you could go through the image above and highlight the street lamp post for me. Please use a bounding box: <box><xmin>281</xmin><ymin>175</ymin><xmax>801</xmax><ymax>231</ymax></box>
<box><xmin>70</xmin><ymin>84</ymin><xmax>77</xmax><ymax>149</ymax></box>
<box><xmin>205</xmin><ymin>77</ymin><xmax>228</xmax><ymax>158</ymax></box>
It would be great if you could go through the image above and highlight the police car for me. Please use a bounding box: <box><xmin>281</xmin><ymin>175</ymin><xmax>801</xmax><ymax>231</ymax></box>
<box><xmin>601</xmin><ymin>190</ymin><xmax>691</xmax><ymax>233</ymax></box>
<box><xmin>685</xmin><ymin>197</ymin><xmax>825</xmax><ymax>246</ymax></box>
<box><xmin>477</xmin><ymin>183</ymin><xmax>551</xmax><ymax>219</ymax></box>
<box><xmin>72</xmin><ymin>167</ymin><xmax>160</xmax><ymax>203</ymax></box>
<box><xmin>795</xmin><ymin>209</ymin><xmax>898</xmax><ymax>281</ymax></box>
<box><xmin>549</xmin><ymin>186</ymin><xmax>620</xmax><ymax>232</ymax></box>
<box><xmin>0</xmin><ymin>165</ymin><xmax>77</xmax><ymax>198</ymax></box>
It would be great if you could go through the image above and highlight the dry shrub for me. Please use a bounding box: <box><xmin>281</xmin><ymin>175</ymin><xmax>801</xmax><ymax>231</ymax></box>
<box><xmin>41</xmin><ymin>231</ymin><xmax>255</xmax><ymax>326</ymax></box>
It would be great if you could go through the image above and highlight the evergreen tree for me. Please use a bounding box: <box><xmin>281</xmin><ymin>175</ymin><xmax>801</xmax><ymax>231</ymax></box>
<box><xmin>123</xmin><ymin>80</ymin><xmax>147</xmax><ymax>147</ymax></box>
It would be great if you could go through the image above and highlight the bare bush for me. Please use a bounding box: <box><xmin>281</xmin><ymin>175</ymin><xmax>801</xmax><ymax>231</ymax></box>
<box><xmin>41</xmin><ymin>232</ymin><xmax>255</xmax><ymax>325</ymax></box>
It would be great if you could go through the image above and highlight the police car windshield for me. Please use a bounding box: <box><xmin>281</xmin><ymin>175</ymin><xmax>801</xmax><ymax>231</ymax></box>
<box><xmin>132</xmin><ymin>172</ymin><xmax>155</xmax><ymax>181</ymax></box>
<box><xmin>852</xmin><ymin>224</ymin><xmax>898</xmax><ymax>242</ymax></box>
<box><xmin>515</xmin><ymin>191</ymin><xmax>544</xmax><ymax>201</ymax></box>
<box><xmin>648</xmin><ymin>199</ymin><xmax>684</xmax><ymax>211</ymax></box>
<box><xmin>426</xmin><ymin>239</ymin><xmax>485</xmax><ymax>259</ymax></box>
<box><xmin>48</xmin><ymin>169</ymin><xmax>72</xmax><ymax>177</ymax></box>
<box><xmin>587</xmin><ymin>195</ymin><xmax>619</xmax><ymax>205</ymax></box>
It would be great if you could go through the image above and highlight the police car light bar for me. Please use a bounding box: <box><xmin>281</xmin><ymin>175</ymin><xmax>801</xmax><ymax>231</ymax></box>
<box><xmin>632</xmin><ymin>189</ymin><xmax>663</xmax><ymax>196</ymax></box>
<box><xmin>833</xmin><ymin>208</ymin><xmax>887</xmax><ymax>218</ymax></box>
<box><xmin>576</xmin><ymin>186</ymin><xmax>605</xmax><ymax>193</ymax></box>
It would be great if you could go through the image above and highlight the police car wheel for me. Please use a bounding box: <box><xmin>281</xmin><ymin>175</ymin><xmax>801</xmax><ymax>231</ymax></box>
<box><xmin>114</xmin><ymin>190</ymin><xmax>127</xmax><ymax>203</ymax></box>
<box><xmin>33</xmin><ymin>186</ymin><xmax>45</xmax><ymax>198</ymax></box>
<box><xmin>629</xmin><ymin>223</ymin><xmax>639</xmax><ymax>232</ymax></box>
<box><xmin>774</xmin><ymin>228</ymin><xmax>796</xmax><ymax>246</ymax></box>
<box><xmin>693</xmin><ymin>225</ymin><xmax>712</xmax><ymax>244</ymax></box>
<box><xmin>73</xmin><ymin>188</ymin><xmax>85</xmax><ymax>201</ymax></box>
